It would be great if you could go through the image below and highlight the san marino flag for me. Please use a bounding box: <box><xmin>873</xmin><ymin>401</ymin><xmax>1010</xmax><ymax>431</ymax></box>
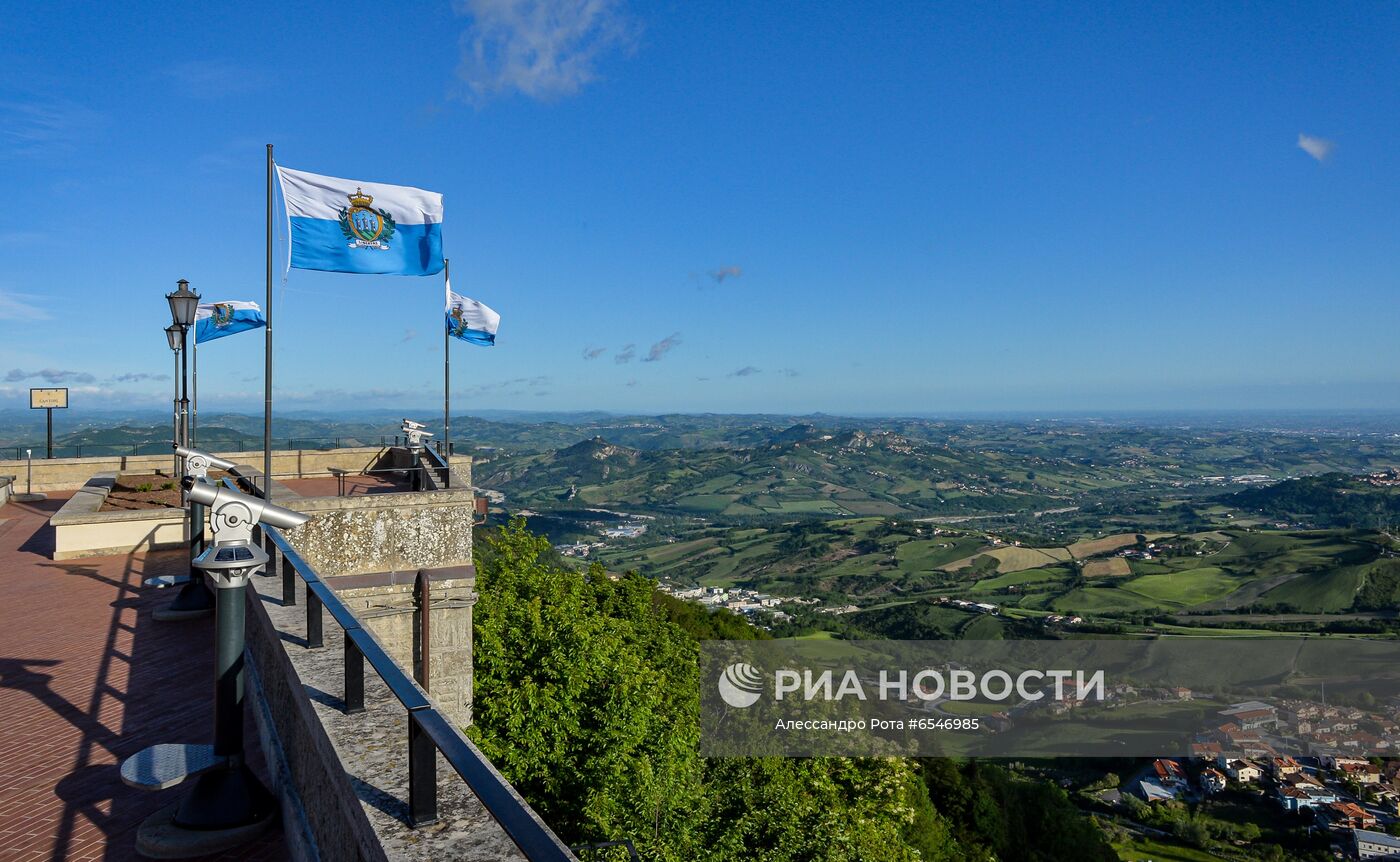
<box><xmin>446</xmin><ymin>281</ymin><xmax>499</xmax><ymax>346</ymax></box>
<box><xmin>194</xmin><ymin>301</ymin><xmax>266</xmax><ymax>343</ymax></box>
<box><xmin>276</xmin><ymin>165</ymin><xmax>444</xmax><ymax>276</ymax></box>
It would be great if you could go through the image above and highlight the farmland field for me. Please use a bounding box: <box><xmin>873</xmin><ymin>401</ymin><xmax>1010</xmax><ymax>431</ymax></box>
<box><xmin>1119</xmin><ymin>567</ymin><xmax>1237</xmax><ymax>606</ymax></box>
<box><xmin>1082</xmin><ymin>558</ymin><xmax>1132</xmax><ymax>577</ymax></box>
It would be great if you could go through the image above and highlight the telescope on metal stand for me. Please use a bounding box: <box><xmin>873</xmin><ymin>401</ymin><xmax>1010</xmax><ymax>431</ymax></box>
<box><xmin>122</xmin><ymin>477</ymin><xmax>309</xmax><ymax>857</ymax></box>
<box><xmin>401</xmin><ymin>419</ymin><xmax>434</xmax><ymax>491</ymax></box>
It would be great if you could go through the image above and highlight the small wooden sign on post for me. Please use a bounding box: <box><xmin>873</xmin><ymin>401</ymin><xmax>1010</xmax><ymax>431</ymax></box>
<box><xmin>30</xmin><ymin>388</ymin><xmax>68</xmax><ymax>459</ymax></box>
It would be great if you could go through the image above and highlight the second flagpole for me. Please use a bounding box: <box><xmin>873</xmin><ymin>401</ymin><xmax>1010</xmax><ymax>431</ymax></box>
<box><xmin>264</xmin><ymin>144</ymin><xmax>274</xmax><ymax>502</ymax></box>
<box><xmin>443</xmin><ymin>257</ymin><xmax>451</xmax><ymax>486</ymax></box>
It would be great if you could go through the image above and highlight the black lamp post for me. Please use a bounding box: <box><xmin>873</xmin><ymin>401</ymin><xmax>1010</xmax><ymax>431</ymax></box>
<box><xmin>156</xmin><ymin>280</ymin><xmax>214</xmax><ymax>621</ymax></box>
<box><xmin>165</xmin><ymin>324</ymin><xmax>183</xmax><ymax>477</ymax></box>
<box><xmin>166</xmin><ymin>280</ymin><xmax>199</xmax><ymax>474</ymax></box>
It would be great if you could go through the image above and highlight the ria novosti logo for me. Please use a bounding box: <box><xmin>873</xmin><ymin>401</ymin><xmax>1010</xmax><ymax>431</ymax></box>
<box><xmin>717</xmin><ymin>662</ymin><xmax>764</xmax><ymax>708</ymax></box>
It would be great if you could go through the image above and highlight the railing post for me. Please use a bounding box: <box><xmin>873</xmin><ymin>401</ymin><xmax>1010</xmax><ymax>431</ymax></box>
<box><xmin>281</xmin><ymin>551</ymin><xmax>297</xmax><ymax>606</ymax></box>
<box><xmin>408</xmin><ymin>711</ymin><xmax>437</xmax><ymax>826</ymax></box>
<box><xmin>263</xmin><ymin>532</ymin><xmax>277</xmax><ymax>577</ymax></box>
<box><xmin>306</xmin><ymin>588</ymin><xmax>323</xmax><ymax>649</ymax></box>
<box><xmin>415</xmin><ymin>570</ymin><xmax>431</xmax><ymax>692</ymax></box>
<box><xmin>344</xmin><ymin>636</ymin><xmax>365</xmax><ymax>714</ymax></box>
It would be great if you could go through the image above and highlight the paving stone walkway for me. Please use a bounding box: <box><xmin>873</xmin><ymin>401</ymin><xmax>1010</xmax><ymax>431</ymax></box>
<box><xmin>0</xmin><ymin>494</ymin><xmax>288</xmax><ymax>862</ymax></box>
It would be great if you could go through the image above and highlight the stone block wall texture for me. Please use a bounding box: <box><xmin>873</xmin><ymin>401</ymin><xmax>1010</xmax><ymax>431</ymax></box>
<box><xmin>245</xmin><ymin>584</ymin><xmax>388</xmax><ymax>862</ymax></box>
<box><xmin>335</xmin><ymin>575</ymin><xmax>477</xmax><ymax>728</ymax></box>
<box><xmin>282</xmin><ymin>464</ymin><xmax>477</xmax><ymax>728</ymax></box>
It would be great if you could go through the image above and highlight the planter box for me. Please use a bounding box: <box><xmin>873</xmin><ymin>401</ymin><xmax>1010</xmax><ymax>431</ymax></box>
<box><xmin>50</xmin><ymin>473</ymin><xmax>191</xmax><ymax>560</ymax></box>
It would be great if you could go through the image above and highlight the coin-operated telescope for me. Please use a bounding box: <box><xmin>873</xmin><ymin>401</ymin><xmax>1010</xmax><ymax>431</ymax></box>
<box><xmin>122</xmin><ymin>475</ymin><xmax>311</xmax><ymax>847</ymax></box>
<box><xmin>174</xmin><ymin>445</ymin><xmax>240</xmax><ymax>482</ymax></box>
<box><xmin>184</xmin><ymin>478</ymin><xmax>308</xmax><ymax>588</ymax></box>
<box><xmin>401</xmin><ymin>417</ymin><xmax>434</xmax><ymax>449</ymax></box>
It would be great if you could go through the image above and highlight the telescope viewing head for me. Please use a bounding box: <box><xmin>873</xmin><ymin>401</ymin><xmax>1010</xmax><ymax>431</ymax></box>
<box><xmin>400</xmin><ymin>418</ymin><xmax>434</xmax><ymax>448</ymax></box>
<box><xmin>174</xmin><ymin>445</ymin><xmax>240</xmax><ymax>480</ymax></box>
<box><xmin>182</xmin><ymin>479</ymin><xmax>310</xmax><ymax>587</ymax></box>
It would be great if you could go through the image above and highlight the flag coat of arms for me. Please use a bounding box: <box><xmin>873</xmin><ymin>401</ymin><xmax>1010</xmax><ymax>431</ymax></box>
<box><xmin>276</xmin><ymin>166</ymin><xmax>444</xmax><ymax>276</ymax></box>
<box><xmin>445</xmin><ymin>282</ymin><xmax>499</xmax><ymax>346</ymax></box>
<box><xmin>194</xmin><ymin>301</ymin><xmax>266</xmax><ymax>343</ymax></box>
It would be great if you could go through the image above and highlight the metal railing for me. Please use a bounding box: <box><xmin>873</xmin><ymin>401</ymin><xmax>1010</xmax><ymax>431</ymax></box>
<box><xmin>3</xmin><ymin>436</ymin><xmax>390</xmax><ymax>460</ymax></box>
<box><xmin>232</xmin><ymin>479</ymin><xmax>575</xmax><ymax>861</ymax></box>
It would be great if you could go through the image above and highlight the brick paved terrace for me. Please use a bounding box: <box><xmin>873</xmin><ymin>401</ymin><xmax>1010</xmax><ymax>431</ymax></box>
<box><xmin>0</xmin><ymin>493</ymin><xmax>288</xmax><ymax>862</ymax></box>
<box><xmin>280</xmin><ymin>473</ymin><xmax>407</xmax><ymax>498</ymax></box>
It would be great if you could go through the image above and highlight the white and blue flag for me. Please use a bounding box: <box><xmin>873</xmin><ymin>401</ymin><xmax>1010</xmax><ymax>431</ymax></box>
<box><xmin>276</xmin><ymin>165</ymin><xmax>444</xmax><ymax>276</ymax></box>
<box><xmin>446</xmin><ymin>282</ymin><xmax>499</xmax><ymax>346</ymax></box>
<box><xmin>194</xmin><ymin>301</ymin><xmax>266</xmax><ymax>343</ymax></box>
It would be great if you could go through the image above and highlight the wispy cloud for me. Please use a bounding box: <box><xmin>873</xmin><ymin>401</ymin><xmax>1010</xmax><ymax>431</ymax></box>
<box><xmin>642</xmin><ymin>332</ymin><xmax>681</xmax><ymax>362</ymax></box>
<box><xmin>110</xmin><ymin>372</ymin><xmax>171</xmax><ymax>383</ymax></box>
<box><xmin>1298</xmin><ymin>133</ymin><xmax>1335</xmax><ymax>163</ymax></box>
<box><xmin>0</xmin><ymin>290</ymin><xmax>50</xmax><ymax>321</ymax></box>
<box><xmin>164</xmin><ymin>60</ymin><xmax>270</xmax><ymax>99</ymax></box>
<box><xmin>0</xmin><ymin>99</ymin><xmax>102</xmax><ymax>158</ymax></box>
<box><xmin>5</xmin><ymin>368</ymin><xmax>95</xmax><ymax>384</ymax></box>
<box><xmin>456</xmin><ymin>375</ymin><xmax>552</xmax><ymax>398</ymax></box>
<box><xmin>614</xmin><ymin>343</ymin><xmax>636</xmax><ymax>364</ymax></box>
<box><xmin>728</xmin><ymin>366</ymin><xmax>761</xmax><ymax>377</ymax></box>
<box><xmin>583</xmin><ymin>346</ymin><xmax>607</xmax><ymax>360</ymax></box>
<box><xmin>709</xmin><ymin>265</ymin><xmax>743</xmax><ymax>284</ymax></box>
<box><xmin>454</xmin><ymin>0</ymin><xmax>638</xmax><ymax>102</ymax></box>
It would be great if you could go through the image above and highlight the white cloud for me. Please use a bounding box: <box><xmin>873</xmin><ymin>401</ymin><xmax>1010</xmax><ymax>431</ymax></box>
<box><xmin>0</xmin><ymin>290</ymin><xmax>49</xmax><ymax>321</ymax></box>
<box><xmin>1298</xmin><ymin>133</ymin><xmax>1335</xmax><ymax>163</ymax></box>
<box><xmin>0</xmin><ymin>99</ymin><xmax>102</xmax><ymax>158</ymax></box>
<box><xmin>454</xmin><ymin>0</ymin><xmax>638</xmax><ymax>102</ymax></box>
<box><xmin>5</xmin><ymin>368</ymin><xmax>95</xmax><ymax>384</ymax></box>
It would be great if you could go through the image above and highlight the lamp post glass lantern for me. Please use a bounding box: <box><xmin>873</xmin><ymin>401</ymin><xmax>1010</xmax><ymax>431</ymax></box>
<box><xmin>166</xmin><ymin>279</ymin><xmax>199</xmax><ymax>327</ymax></box>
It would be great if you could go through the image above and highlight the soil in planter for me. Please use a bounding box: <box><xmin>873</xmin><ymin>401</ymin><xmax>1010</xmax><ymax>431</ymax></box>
<box><xmin>99</xmin><ymin>471</ymin><xmax>230</xmax><ymax>511</ymax></box>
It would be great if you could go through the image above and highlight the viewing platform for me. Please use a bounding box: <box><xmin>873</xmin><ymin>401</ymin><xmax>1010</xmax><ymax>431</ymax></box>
<box><xmin>0</xmin><ymin>448</ymin><xmax>575</xmax><ymax>861</ymax></box>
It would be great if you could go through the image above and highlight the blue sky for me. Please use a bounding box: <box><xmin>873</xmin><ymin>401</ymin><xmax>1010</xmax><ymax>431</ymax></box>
<box><xmin>3</xmin><ymin>1</ymin><xmax>1399</xmax><ymax>416</ymax></box>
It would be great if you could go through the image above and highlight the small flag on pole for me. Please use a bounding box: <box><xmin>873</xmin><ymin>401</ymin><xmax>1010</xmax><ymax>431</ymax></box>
<box><xmin>275</xmin><ymin>165</ymin><xmax>444</xmax><ymax>276</ymax></box>
<box><xmin>445</xmin><ymin>281</ymin><xmax>499</xmax><ymax>346</ymax></box>
<box><xmin>194</xmin><ymin>301</ymin><xmax>266</xmax><ymax>343</ymax></box>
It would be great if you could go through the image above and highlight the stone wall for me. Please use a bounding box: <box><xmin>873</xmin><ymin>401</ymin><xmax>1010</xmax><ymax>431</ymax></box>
<box><xmin>278</xmin><ymin>459</ymin><xmax>477</xmax><ymax>727</ymax></box>
<box><xmin>0</xmin><ymin>447</ymin><xmax>384</xmax><ymax>492</ymax></box>
<box><xmin>331</xmin><ymin>569</ymin><xmax>477</xmax><ymax>728</ymax></box>
<box><xmin>288</xmin><ymin>488</ymin><xmax>476</xmax><ymax>577</ymax></box>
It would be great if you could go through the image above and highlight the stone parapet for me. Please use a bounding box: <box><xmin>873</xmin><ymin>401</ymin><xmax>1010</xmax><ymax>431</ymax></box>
<box><xmin>0</xmin><ymin>447</ymin><xmax>385</xmax><ymax>492</ymax></box>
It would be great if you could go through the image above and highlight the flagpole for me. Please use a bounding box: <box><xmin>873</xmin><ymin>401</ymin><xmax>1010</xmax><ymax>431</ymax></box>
<box><xmin>264</xmin><ymin>144</ymin><xmax>274</xmax><ymax>502</ymax></box>
<box><xmin>192</xmin><ymin>333</ymin><xmax>198</xmax><ymax>447</ymax></box>
<box><xmin>443</xmin><ymin>257</ymin><xmax>451</xmax><ymax>487</ymax></box>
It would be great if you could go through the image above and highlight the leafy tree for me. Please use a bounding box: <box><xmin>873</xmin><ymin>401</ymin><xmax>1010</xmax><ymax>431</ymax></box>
<box><xmin>471</xmin><ymin>518</ymin><xmax>970</xmax><ymax>861</ymax></box>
